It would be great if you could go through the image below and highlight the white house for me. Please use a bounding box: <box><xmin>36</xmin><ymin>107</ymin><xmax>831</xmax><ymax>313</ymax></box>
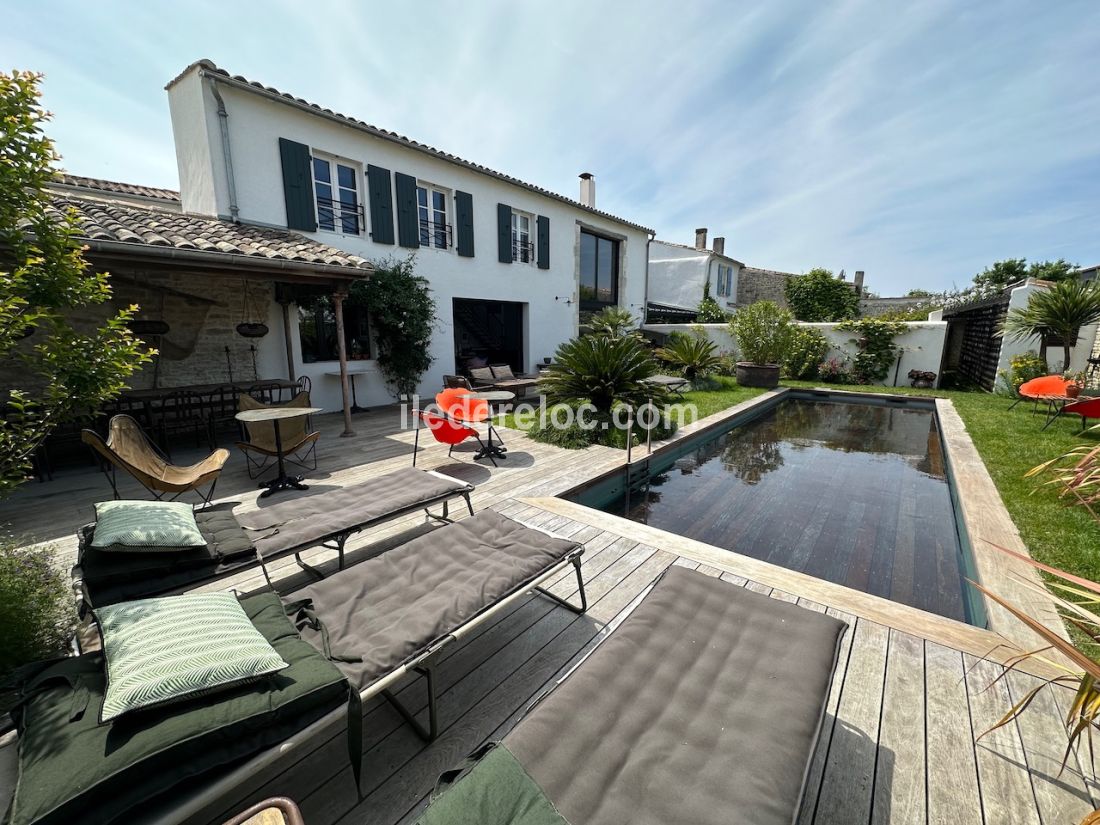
<box><xmin>164</xmin><ymin>59</ymin><xmax>654</xmax><ymax>412</ymax></box>
<box><xmin>647</xmin><ymin>229</ymin><xmax>743</xmax><ymax>316</ymax></box>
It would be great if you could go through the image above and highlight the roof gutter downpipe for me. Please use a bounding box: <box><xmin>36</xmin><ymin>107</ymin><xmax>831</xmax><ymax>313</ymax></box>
<box><xmin>207</xmin><ymin>75</ymin><xmax>240</xmax><ymax>223</ymax></box>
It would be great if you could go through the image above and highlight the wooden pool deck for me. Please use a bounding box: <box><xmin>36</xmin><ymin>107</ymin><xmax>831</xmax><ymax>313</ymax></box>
<box><xmin>0</xmin><ymin>401</ymin><xmax>1093</xmax><ymax>824</ymax></box>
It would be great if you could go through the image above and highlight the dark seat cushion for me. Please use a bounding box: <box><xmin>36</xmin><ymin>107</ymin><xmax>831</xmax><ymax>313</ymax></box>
<box><xmin>288</xmin><ymin>510</ymin><xmax>581</xmax><ymax>690</ymax></box>
<box><xmin>418</xmin><ymin>567</ymin><xmax>847</xmax><ymax>825</ymax></box>
<box><xmin>7</xmin><ymin>592</ymin><xmax>348</xmax><ymax>825</ymax></box>
<box><xmin>239</xmin><ymin>467</ymin><xmax>474</xmax><ymax>558</ymax></box>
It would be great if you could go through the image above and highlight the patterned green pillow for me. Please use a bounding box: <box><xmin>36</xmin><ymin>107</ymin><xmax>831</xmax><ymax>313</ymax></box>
<box><xmin>95</xmin><ymin>592</ymin><xmax>288</xmax><ymax>722</ymax></box>
<box><xmin>91</xmin><ymin>500</ymin><xmax>205</xmax><ymax>550</ymax></box>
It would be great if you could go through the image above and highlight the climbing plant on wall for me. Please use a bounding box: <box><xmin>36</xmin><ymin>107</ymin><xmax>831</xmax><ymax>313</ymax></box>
<box><xmin>836</xmin><ymin>318</ymin><xmax>906</xmax><ymax>383</ymax></box>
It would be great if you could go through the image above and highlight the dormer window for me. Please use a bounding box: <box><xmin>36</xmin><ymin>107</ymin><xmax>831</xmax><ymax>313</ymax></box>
<box><xmin>312</xmin><ymin>154</ymin><xmax>361</xmax><ymax>234</ymax></box>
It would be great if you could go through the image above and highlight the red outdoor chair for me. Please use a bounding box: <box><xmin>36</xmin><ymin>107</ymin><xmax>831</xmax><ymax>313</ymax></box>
<box><xmin>413</xmin><ymin>410</ymin><xmax>496</xmax><ymax>466</ymax></box>
<box><xmin>1010</xmin><ymin>375</ymin><xmax>1076</xmax><ymax>410</ymax></box>
<box><xmin>1062</xmin><ymin>397</ymin><xmax>1100</xmax><ymax>430</ymax></box>
<box><xmin>435</xmin><ymin>388</ymin><xmax>490</xmax><ymax>424</ymax></box>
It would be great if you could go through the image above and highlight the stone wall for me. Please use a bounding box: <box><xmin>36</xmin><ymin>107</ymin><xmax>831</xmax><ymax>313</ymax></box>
<box><xmin>736</xmin><ymin>267</ymin><xmax>790</xmax><ymax>308</ymax></box>
<box><xmin>0</xmin><ymin>271</ymin><xmax>276</xmax><ymax>395</ymax></box>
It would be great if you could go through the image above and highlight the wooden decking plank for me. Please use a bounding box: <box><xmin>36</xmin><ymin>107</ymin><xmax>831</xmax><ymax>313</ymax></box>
<box><xmin>870</xmin><ymin>629</ymin><xmax>926</xmax><ymax>825</ymax></box>
<box><xmin>811</xmin><ymin>617</ymin><xmax>889</xmax><ymax>825</ymax></box>
<box><xmin>964</xmin><ymin>654</ymin><xmax>1041</xmax><ymax>825</ymax></box>
<box><xmin>1004</xmin><ymin>669</ymin><xmax>1094</xmax><ymax>823</ymax></box>
<box><xmin>797</xmin><ymin>607</ymin><xmax>857</xmax><ymax>825</ymax></box>
<box><xmin>924</xmin><ymin>641</ymin><xmax>983</xmax><ymax>825</ymax></box>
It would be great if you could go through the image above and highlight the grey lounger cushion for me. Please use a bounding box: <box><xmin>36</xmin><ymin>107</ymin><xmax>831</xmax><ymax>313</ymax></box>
<box><xmin>287</xmin><ymin>510</ymin><xmax>581</xmax><ymax>690</ymax></box>
<box><xmin>240</xmin><ymin>467</ymin><xmax>473</xmax><ymax>558</ymax></box>
<box><xmin>420</xmin><ymin>566</ymin><xmax>847</xmax><ymax>825</ymax></box>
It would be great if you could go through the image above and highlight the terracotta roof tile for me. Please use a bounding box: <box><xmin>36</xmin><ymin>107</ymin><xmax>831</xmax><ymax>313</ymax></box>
<box><xmin>49</xmin><ymin>194</ymin><xmax>372</xmax><ymax>274</ymax></box>
<box><xmin>58</xmin><ymin>174</ymin><xmax>180</xmax><ymax>202</ymax></box>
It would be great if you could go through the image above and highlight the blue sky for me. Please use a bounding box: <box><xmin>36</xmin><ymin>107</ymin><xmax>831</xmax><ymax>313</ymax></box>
<box><xmin>5</xmin><ymin>0</ymin><xmax>1099</xmax><ymax>295</ymax></box>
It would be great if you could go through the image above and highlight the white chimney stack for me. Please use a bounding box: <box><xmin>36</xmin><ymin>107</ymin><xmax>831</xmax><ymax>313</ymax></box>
<box><xmin>579</xmin><ymin>172</ymin><xmax>595</xmax><ymax>207</ymax></box>
<box><xmin>695</xmin><ymin>228</ymin><xmax>708</xmax><ymax>250</ymax></box>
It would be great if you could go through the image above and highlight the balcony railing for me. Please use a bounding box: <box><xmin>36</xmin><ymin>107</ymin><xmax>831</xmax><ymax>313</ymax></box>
<box><xmin>512</xmin><ymin>239</ymin><xmax>535</xmax><ymax>263</ymax></box>
<box><xmin>419</xmin><ymin>218</ymin><xmax>453</xmax><ymax>249</ymax></box>
<box><xmin>316</xmin><ymin>196</ymin><xmax>364</xmax><ymax>234</ymax></box>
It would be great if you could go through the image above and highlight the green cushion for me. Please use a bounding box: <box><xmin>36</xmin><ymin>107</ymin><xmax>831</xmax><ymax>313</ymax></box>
<box><xmin>95</xmin><ymin>592</ymin><xmax>288</xmax><ymax>721</ymax></box>
<box><xmin>91</xmin><ymin>500</ymin><xmax>205</xmax><ymax>550</ymax></box>
<box><xmin>417</xmin><ymin>744</ymin><xmax>569</xmax><ymax>825</ymax></box>
<box><xmin>9</xmin><ymin>592</ymin><xmax>348</xmax><ymax>825</ymax></box>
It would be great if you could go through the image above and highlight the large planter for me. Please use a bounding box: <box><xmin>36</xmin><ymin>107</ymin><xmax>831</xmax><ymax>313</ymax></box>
<box><xmin>735</xmin><ymin>362</ymin><xmax>780</xmax><ymax>388</ymax></box>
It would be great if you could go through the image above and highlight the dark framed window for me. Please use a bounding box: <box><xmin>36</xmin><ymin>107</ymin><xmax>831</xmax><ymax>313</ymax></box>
<box><xmin>579</xmin><ymin>229</ymin><xmax>620</xmax><ymax>309</ymax></box>
<box><xmin>298</xmin><ymin>295</ymin><xmax>371</xmax><ymax>363</ymax></box>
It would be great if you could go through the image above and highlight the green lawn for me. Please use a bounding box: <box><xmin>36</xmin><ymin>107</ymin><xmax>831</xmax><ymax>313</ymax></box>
<box><xmin>504</xmin><ymin>376</ymin><xmax>1100</xmax><ymax>597</ymax></box>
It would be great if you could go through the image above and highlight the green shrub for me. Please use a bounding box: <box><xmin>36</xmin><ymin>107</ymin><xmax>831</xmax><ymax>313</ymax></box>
<box><xmin>836</xmin><ymin>318</ymin><xmax>906</xmax><ymax>383</ymax></box>
<box><xmin>729</xmin><ymin>302</ymin><xmax>794</xmax><ymax>366</ymax></box>
<box><xmin>997</xmin><ymin>351</ymin><xmax>1048</xmax><ymax>396</ymax></box>
<box><xmin>540</xmin><ymin>334</ymin><xmax>668</xmax><ymax>416</ymax></box>
<box><xmin>784</xmin><ymin>268</ymin><xmax>859</xmax><ymax>321</ymax></box>
<box><xmin>783</xmin><ymin>326</ymin><xmax>829</xmax><ymax>379</ymax></box>
<box><xmin>818</xmin><ymin>357</ymin><xmax>852</xmax><ymax>383</ymax></box>
<box><xmin>696</xmin><ymin>296</ymin><xmax>730</xmax><ymax>323</ymax></box>
<box><xmin>655</xmin><ymin>332</ymin><xmax>722</xmax><ymax>383</ymax></box>
<box><xmin>585</xmin><ymin>306</ymin><xmax>638</xmax><ymax>339</ymax></box>
<box><xmin>528</xmin><ymin>418</ymin><xmax>597</xmax><ymax>449</ymax></box>
<box><xmin>0</xmin><ymin>536</ymin><xmax>72</xmax><ymax>678</ymax></box>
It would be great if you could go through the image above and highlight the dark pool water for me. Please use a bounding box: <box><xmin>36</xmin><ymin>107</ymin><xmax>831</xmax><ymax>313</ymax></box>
<box><xmin>572</xmin><ymin>397</ymin><xmax>980</xmax><ymax>624</ymax></box>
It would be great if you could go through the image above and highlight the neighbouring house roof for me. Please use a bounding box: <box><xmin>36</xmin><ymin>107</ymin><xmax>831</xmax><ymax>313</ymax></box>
<box><xmin>46</xmin><ymin>189</ymin><xmax>374</xmax><ymax>278</ymax></box>
<box><xmin>650</xmin><ymin>238</ymin><xmax>745</xmax><ymax>266</ymax></box>
<box><xmin>57</xmin><ymin>174</ymin><xmax>181</xmax><ymax>203</ymax></box>
<box><xmin>167</xmin><ymin>59</ymin><xmax>655</xmax><ymax>236</ymax></box>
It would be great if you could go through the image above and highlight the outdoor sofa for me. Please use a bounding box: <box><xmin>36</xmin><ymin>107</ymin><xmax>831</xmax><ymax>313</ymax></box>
<box><xmin>4</xmin><ymin>509</ymin><xmax>585</xmax><ymax>825</ymax></box>
<box><xmin>74</xmin><ymin>466</ymin><xmax>475</xmax><ymax>607</ymax></box>
<box><xmin>417</xmin><ymin>566</ymin><xmax>848</xmax><ymax>825</ymax></box>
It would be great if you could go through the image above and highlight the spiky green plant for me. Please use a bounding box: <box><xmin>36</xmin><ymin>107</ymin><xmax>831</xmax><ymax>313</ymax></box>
<box><xmin>655</xmin><ymin>332</ymin><xmax>722</xmax><ymax>383</ymax></box>
<box><xmin>585</xmin><ymin>306</ymin><xmax>638</xmax><ymax>339</ymax></box>
<box><xmin>539</xmin><ymin>334</ymin><xmax>668</xmax><ymax>416</ymax></box>
<box><xmin>1002</xmin><ymin>280</ymin><xmax>1100</xmax><ymax>373</ymax></box>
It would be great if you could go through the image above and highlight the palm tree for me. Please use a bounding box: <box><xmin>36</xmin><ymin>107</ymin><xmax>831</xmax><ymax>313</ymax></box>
<box><xmin>655</xmin><ymin>332</ymin><xmax>722</xmax><ymax>384</ymax></box>
<box><xmin>585</xmin><ymin>306</ymin><xmax>637</xmax><ymax>339</ymax></box>
<box><xmin>1002</xmin><ymin>280</ymin><xmax>1100</xmax><ymax>372</ymax></box>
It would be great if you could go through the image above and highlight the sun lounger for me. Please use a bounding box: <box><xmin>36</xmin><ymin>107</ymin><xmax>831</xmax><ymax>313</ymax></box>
<box><xmin>417</xmin><ymin>566</ymin><xmax>848</xmax><ymax>825</ymax></box>
<box><xmin>74</xmin><ymin>467</ymin><xmax>476</xmax><ymax>607</ymax></box>
<box><xmin>285</xmin><ymin>508</ymin><xmax>586</xmax><ymax>741</ymax></box>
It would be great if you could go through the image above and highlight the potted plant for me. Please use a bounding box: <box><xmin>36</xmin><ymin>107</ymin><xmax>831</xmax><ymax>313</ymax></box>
<box><xmin>1065</xmin><ymin>370</ymin><xmax>1086</xmax><ymax>398</ymax></box>
<box><xmin>728</xmin><ymin>301</ymin><xmax>794</xmax><ymax>388</ymax></box>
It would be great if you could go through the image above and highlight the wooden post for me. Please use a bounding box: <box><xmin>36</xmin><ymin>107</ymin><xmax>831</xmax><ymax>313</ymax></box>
<box><xmin>332</xmin><ymin>290</ymin><xmax>355</xmax><ymax>437</ymax></box>
<box><xmin>280</xmin><ymin>300</ymin><xmax>296</xmax><ymax>381</ymax></box>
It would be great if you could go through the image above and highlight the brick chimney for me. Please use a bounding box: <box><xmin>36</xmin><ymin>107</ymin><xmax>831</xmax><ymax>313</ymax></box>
<box><xmin>695</xmin><ymin>228</ymin><xmax>708</xmax><ymax>250</ymax></box>
<box><xmin>579</xmin><ymin>173</ymin><xmax>595</xmax><ymax>207</ymax></box>
<box><xmin>854</xmin><ymin>270</ymin><xmax>865</xmax><ymax>294</ymax></box>
<box><xmin>713</xmin><ymin>236</ymin><xmax>725</xmax><ymax>256</ymax></box>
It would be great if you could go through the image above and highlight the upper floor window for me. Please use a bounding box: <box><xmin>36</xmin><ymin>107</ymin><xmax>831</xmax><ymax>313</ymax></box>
<box><xmin>298</xmin><ymin>295</ymin><xmax>371</xmax><ymax>363</ymax></box>
<box><xmin>716</xmin><ymin>264</ymin><xmax>731</xmax><ymax>297</ymax></box>
<box><xmin>579</xmin><ymin>229</ymin><xmax>620</xmax><ymax>309</ymax></box>
<box><xmin>312</xmin><ymin>154</ymin><xmax>361</xmax><ymax>234</ymax></box>
<box><xmin>417</xmin><ymin>183</ymin><xmax>452</xmax><ymax>249</ymax></box>
<box><xmin>511</xmin><ymin>210</ymin><xmax>535</xmax><ymax>263</ymax></box>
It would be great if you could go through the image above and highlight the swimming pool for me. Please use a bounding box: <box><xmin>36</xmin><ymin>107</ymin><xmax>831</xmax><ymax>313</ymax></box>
<box><xmin>566</xmin><ymin>392</ymin><xmax>985</xmax><ymax>625</ymax></box>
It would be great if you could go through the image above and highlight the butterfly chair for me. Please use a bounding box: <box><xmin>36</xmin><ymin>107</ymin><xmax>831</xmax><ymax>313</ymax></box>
<box><xmin>82</xmin><ymin>414</ymin><xmax>229</xmax><ymax>507</ymax></box>
<box><xmin>1009</xmin><ymin>374</ymin><xmax>1075</xmax><ymax>410</ymax></box>
<box><xmin>412</xmin><ymin>410</ymin><xmax>495</xmax><ymax>466</ymax></box>
<box><xmin>236</xmin><ymin>391</ymin><xmax>320</xmax><ymax>480</ymax></box>
<box><xmin>435</xmin><ymin>388</ymin><xmax>507</xmax><ymax>463</ymax></box>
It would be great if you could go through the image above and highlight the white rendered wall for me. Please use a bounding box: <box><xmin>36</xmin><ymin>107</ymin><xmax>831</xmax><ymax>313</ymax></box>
<box><xmin>643</xmin><ymin>321</ymin><xmax>948</xmax><ymax>388</ymax></box>
<box><xmin>167</xmin><ymin>67</ymin><xmax>649</xmax><ymax>411</ymax></box>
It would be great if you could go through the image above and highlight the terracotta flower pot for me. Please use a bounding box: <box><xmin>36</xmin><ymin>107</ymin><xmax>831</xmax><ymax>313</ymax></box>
<box><xmin>735</xmin><ymin>362</ymin><xmax>780</xmax><ymax>389</ymax></box>
<box><xmin>1067</xmin><ymin>384</ymin><xmax>1082</xmax><ymax>399</ymax></box>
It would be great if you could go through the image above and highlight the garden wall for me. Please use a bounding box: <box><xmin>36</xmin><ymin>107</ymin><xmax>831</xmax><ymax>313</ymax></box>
<box><xmin>642</xmin><ymin>321</ymin><xmax>948</xmax><ymax>388</ymax></box>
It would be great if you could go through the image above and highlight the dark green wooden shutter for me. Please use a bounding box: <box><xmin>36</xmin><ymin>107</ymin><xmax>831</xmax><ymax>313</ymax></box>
<box><xmin>536</xmin><ymin>215</ymin><xmax>550</xmax><ymax>270</ymax></box>
<box><xmin>366</xmin><ymin>165</ymin><xmax>394</xmax><ymax>245</ymax></box>
<box><xmin>497</xmin><ymin>203</ymin><xmax>512</xmax><ymax>263</ymax></box>
<box><xmin>278</xmin><ymin>138</ymin><xmax>316</xmax><ymax>231</ymax></box>
<box><xmin>394</xmin><ymin>172</ymin><xmax>420</xmax><ymax>249</ymax></box>
<box><xmin>455</xmin><ymin>191</ymin><xmax>475</xmax><ymax>257</ymax></box>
